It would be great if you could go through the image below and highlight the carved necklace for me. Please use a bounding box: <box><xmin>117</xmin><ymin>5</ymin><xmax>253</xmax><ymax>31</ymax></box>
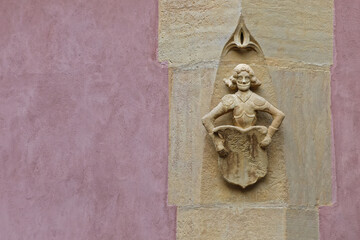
<box><xmin>236</xmin><ymin>91</ymin><xmax>252</xmax><ymax>103</ymax></box>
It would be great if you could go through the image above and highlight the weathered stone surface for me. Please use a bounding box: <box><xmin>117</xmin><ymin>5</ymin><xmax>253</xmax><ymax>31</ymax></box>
<box><xmin>177</xmin><ymin>207</ymin><xmax>319</xmax><ymax>240</ymax></box>
<box><xmin>159</xmin><ymin>0</ymin><xmax>241</xmax><ymax>65</ymax></box>
<box><xmin>286</xmin><ymin>208</ymin><xmax>319</xmax><ymax>240</ymax></box>
<box><xmin>241</xmin><ymin>0</ymin><xmax>333</xmax><ymax>65</ymax></box>
<box><xmin>160</xmin><ymin>0</ymin><xmax>333</xmax><ymax>66</ymax></box>
<box><xmin>270</xmin><ymin>66</ymin><xmax>332</xmax><ymax>206</ymax></box>
<box><xmin>168</xmin><ymin>66</ymin><xmax>217</xmax><ymax>205</ymax></box>
<box><xmin>177</xmin><ymin>207</ymin><xmax>286</xmax><ymax>240</ymax></box>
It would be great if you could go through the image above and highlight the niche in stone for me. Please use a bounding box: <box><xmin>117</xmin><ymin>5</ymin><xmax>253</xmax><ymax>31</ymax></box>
<box><xmin>202</xmin><ymin>16</ymin><xmax>285</xmax><ymax>188</ymax></box>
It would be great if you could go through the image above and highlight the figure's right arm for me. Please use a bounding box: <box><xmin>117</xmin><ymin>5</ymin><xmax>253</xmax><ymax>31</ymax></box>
<box><xmin>201</xmin><ymin>102</ymin><xmax>228</xmax><ymax>138</ymax></box>
<box><xmin>202</xmin><ymin>95</ymin><xmax>234</xmax><ymax>157</ymax></box>
<box><xmin>202</xmin><ymin>94</ymin><xmax>234</xmax><ymax>136</ymax></box>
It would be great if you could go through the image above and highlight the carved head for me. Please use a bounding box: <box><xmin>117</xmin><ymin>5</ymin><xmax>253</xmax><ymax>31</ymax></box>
<box><xmin>223</xmin><ymin>64</ymin><xmax>261</xmax><ymax>91</ymax></box>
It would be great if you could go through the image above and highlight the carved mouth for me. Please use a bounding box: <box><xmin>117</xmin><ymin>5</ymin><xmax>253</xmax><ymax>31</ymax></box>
<box><xmin>238</xmin><ymin>84</ymin><xmax>250</xmax><ymax>89</ymax></box>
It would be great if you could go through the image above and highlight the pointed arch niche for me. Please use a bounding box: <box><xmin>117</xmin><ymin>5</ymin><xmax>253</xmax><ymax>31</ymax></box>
<box><xmin>200</xmin><ymin>15</ymin><xmax>287</xmax><ymax>204</ymax></box>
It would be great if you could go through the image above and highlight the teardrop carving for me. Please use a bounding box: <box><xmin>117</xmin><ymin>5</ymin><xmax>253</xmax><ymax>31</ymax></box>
<box><xmin>222</xmin><ymin>15</ymin><xmax>263</xmax><ymax>57</ymax></box>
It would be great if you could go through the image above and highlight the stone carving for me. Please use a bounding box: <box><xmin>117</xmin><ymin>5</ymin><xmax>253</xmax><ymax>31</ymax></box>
<box><xmin>202</xmin><ymin>64</ymin><xmax>285</xmax><ymax>188</ymax></box>
<box><xmin>222</xmin><ymin>15</ymin><xmax>263</xmax><ymax>56</ymax></box>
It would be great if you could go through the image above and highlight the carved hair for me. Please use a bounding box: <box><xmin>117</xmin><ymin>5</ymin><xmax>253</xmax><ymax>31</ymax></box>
<box><xmin>223</xmin><ymin>64</ymin><xmax>262</xmax><ymax>90</ymax></box>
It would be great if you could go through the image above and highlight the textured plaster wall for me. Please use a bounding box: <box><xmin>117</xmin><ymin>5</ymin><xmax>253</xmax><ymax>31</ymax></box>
<box><xmin>0</xmin><ymin>0</ymin><xmax>175</xmax><ymax>239</ymax></box>
<box><xmin>319</xmin><ymin>0</ymin><xmax>360</xmax><ymax>239</ymax></box>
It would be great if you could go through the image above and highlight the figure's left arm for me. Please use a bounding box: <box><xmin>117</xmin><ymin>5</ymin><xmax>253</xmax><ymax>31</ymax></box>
<box><xmin>259</xmin><ymin>102</ymin><xmax>285</xmax><ymax>147</ymax></box>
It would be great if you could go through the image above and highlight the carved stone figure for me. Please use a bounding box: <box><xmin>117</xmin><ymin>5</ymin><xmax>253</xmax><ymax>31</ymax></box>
<box><xmin>202</xmin><ymin>64</ymin><xmax>285</xmax><ymax>188</ymax></box>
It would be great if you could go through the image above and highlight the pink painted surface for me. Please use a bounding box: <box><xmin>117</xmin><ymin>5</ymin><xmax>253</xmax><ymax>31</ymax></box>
<box><xmin>319</xmin><ymin>0</ymin><xmax>360</xmax><ymax>239</ymax></box>
<box><xmin>0</xmin><ymin>0</ymin><xmax>176</xmax><ymax>239</ymax></box>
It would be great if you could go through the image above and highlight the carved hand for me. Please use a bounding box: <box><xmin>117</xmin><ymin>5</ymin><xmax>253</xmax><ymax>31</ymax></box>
<box><xmin>259</xmin><ymin>135</ymin><xmax>272</xmax><ymax>148</ymax></box>
<box><xmin>217</xmin><ymin>149</ymin><xmax>229</xmax><ymax>158</ymax></box>
<box><xmin>211</xmin><ymin>133</ymin><xmax>229</xmax><ymax>158</ymax></box>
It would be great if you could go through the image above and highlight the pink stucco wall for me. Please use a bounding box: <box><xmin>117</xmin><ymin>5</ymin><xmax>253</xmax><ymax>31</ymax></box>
<box><xmin>2</xmin><ymin>0</ymin><xmax>360</xmax><ymax>239</ymax></box>
<box><xmin>319</xmin><ymin>0</ymin><xmax>360</xmax><ymax>239</ymax></box>
<box><xmin>0</xmin><ymin>0</ymin><xmax>176</xmax><ymax>239</ymax></box>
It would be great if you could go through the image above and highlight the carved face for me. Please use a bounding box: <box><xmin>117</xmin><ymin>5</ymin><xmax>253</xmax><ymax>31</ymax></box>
<box><xmin>236</xmin><ymin>71</ymin><xmax>251</xmax><ymax>91</ymax></box>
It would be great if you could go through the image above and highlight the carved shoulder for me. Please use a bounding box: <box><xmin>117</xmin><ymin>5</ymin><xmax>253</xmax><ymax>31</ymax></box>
<box><xmin>250</xmin><ymin>93</ymin><xmax>269</xmax><ymax>109</ymax></box>
<box><xmin>251</xmin><ymin>93</ymin><xmax>266</xmax><ymax>105</ymax></box>
<box><xmin>221</xmin><ymin>94</ymin><xmax>236</xmax><ymax>109</ymax></box>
